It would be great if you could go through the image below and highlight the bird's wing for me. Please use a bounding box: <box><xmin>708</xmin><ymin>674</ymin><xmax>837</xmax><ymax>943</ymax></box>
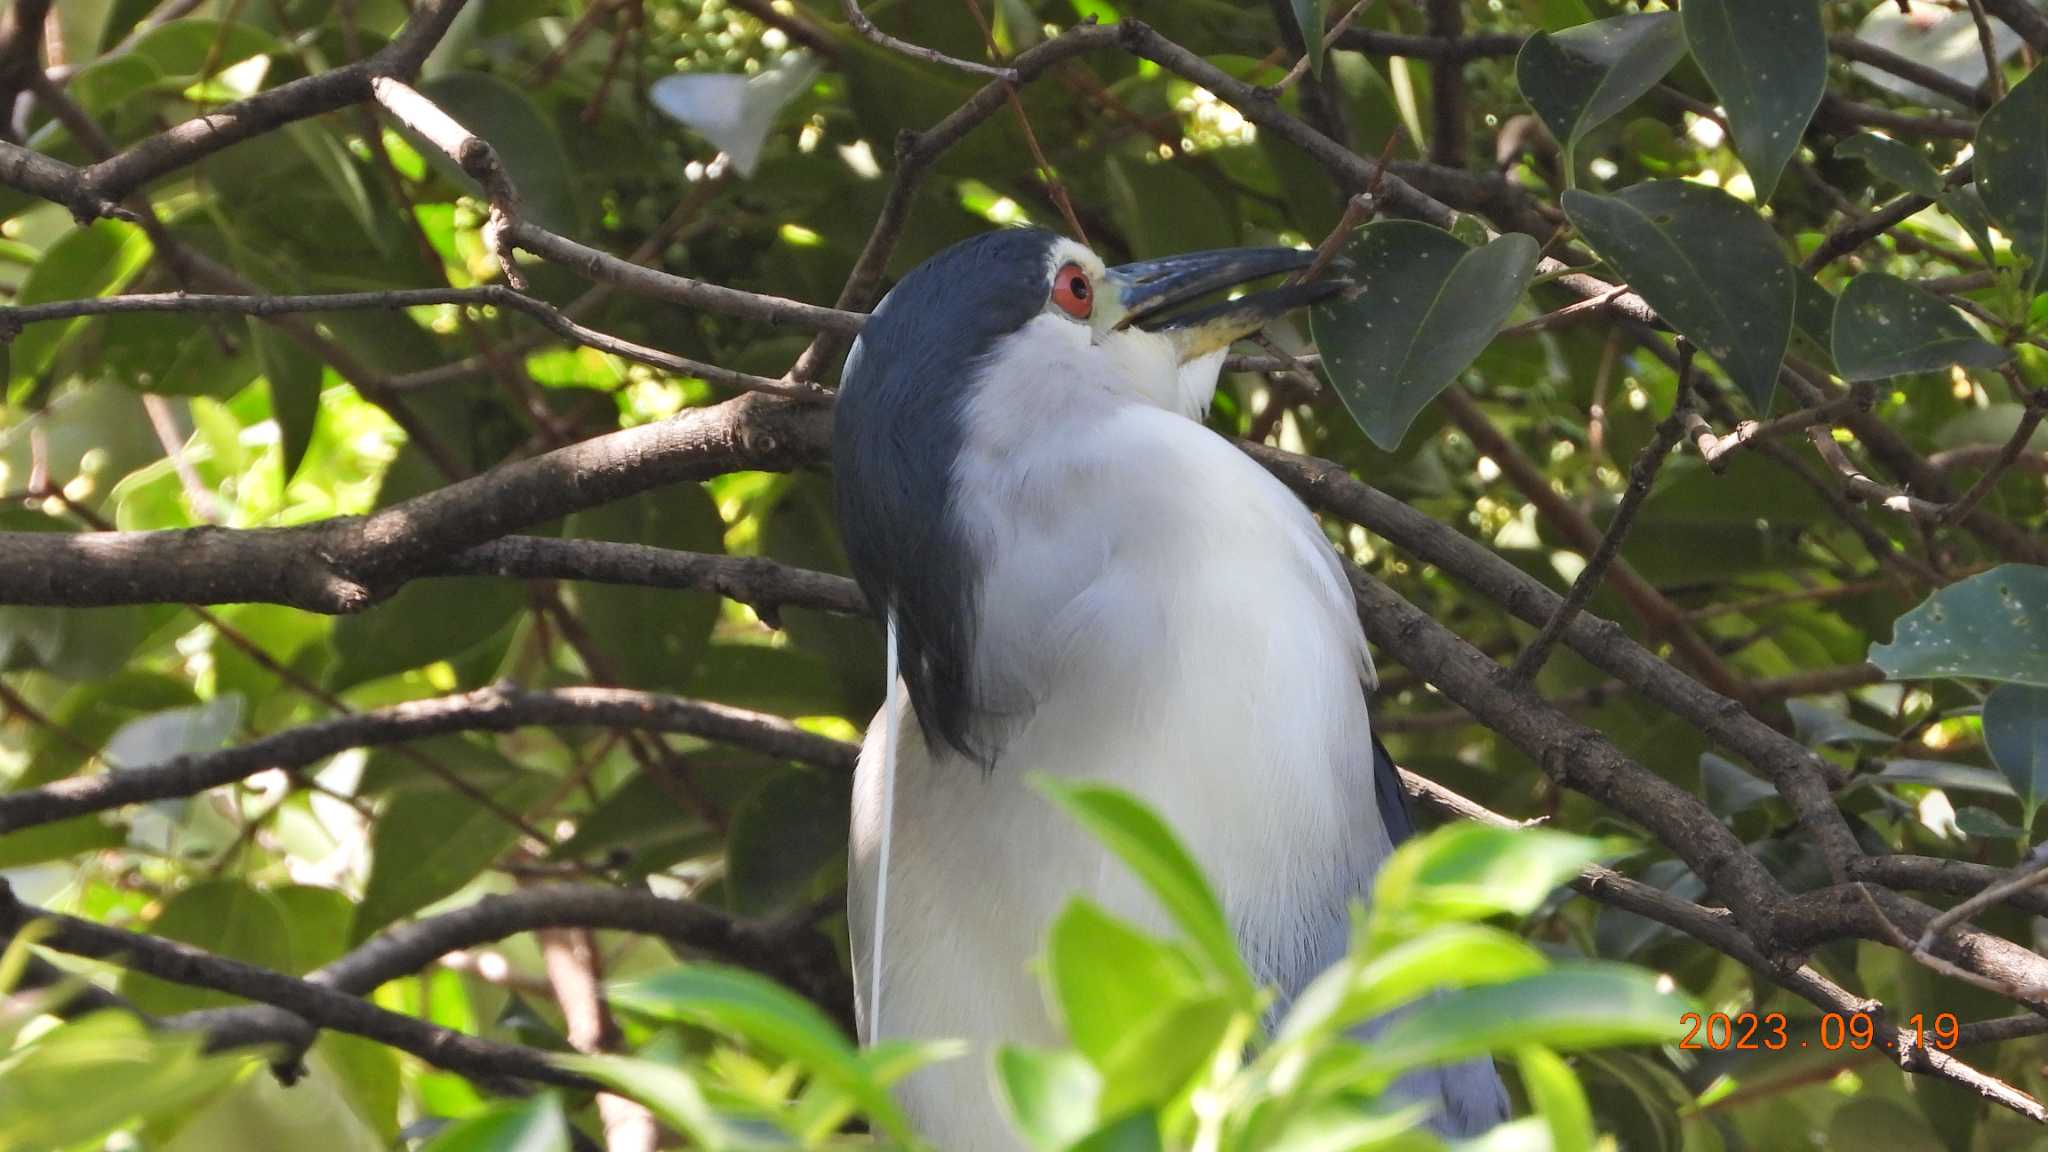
<box><xmin>1371</xmin><ymin>731</ymin><xmax>1417</xmax><ymax>846</ymax></box>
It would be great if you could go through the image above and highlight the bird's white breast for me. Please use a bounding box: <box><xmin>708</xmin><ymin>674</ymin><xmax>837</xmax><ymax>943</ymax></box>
<box><xmin>849</xmin><ymin>324</ymin><xmax>1393</xmax><ymax>1149</ymax></box>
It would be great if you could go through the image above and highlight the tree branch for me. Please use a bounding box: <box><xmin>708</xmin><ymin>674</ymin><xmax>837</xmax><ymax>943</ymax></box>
<box><xmin>0</xmin><ymin>683</ymin><xmax>855</xmax><ymax>836</ymax></box>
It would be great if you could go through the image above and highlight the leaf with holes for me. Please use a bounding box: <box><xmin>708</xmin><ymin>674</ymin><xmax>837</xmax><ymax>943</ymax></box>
<box><xmin>1310</xmin><ymin>221</ymin><xmax>1539</xmax><ymax>451</ymax></box>
<box><xmin>1832</xmin><ymin>273</ymin><xmax>2010</xmax><ymax>381</ymax></box>
<box><xmin>1563</xmin><ymin>181</ymin><xmax>1796</xmax><ymax>409</ymax></box>
<box><xmin>1681</xmin><ymin>0</ymin><xmax>1826</xmax><ymax>202</ymax></box>
<box><xmin>1977</xmin><ymin>62</ymin><xmax>2048</xmax><ymax>290</ymax></box>
<box><xmin>1870</xmin><ymin>565</ymin><xmax>2048</xmax><ymax>687</ymax></box>
<box><xmin>1516</xmin><ymin>13</ymin><xmax>1687</xmax><ymax>174</ymax></box>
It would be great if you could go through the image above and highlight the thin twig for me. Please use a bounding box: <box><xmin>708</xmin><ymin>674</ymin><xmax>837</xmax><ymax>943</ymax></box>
<box><xmin>841</xmin><ymin>0</ymin><xmax>1017</xmax><ymax>81</ymax></box>
<box><xmin>1509</xmin><ymin>346</ymin><xmax>1694</xmax><ymax>683</ymax></box>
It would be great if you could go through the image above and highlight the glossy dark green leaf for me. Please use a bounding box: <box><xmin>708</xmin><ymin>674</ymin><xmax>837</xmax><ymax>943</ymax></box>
<box><xmin>1310</xmin><ymin>221</ymin><xmax>1540</xmax><ymax>451</ymax></box>
<box><xmin>8</xmin><ymin>221</ymin><xmax>152</xmax><ymax>400</ymax></box>
<box><xmin>1701</xmin><ymin>752</ymin><xmax>1777</xmax><ymax>816</ymax></box>
<box><xmin>1954</xmin><ymin>806</ymin><xmax>2029</xmax><ymax>839</ymax></box>
<box><xmin>413</xmin><ymin>73</ymin><xmax>580</xmax><ymax>234</ymax></box>
<box><xmin>353</xmin><ymin>776</ymin><xmax>552</xmax><ymax>942</ymax></box>
<box><xmin>1837</xmin><ymin>134</ymin><xmax>1945</xmax><ymax>199</ymax></box>
<box><xmin>1832</xmin><ymin>273</ymin><xmax>2010</xmax><ymax>382</ymax></box>
<box><xmin>1291</xmin><ymin>0</ymin><xmax>1327</xmax><ymax>76</ymax></box>
<box><xmin>1870</xmin><ymin>565</ymin><xmax>2048</xmax><ymax>687</ymax></box>
<box><xmin>122</xmin><ymin>880</ymin><xmax>296</xmax><ymax>1015</ymax></box>
<box><xmin>1984</xmin><ymin>683</ymin><xmax>2048</xmax><ymax>812</ymax></box>
<box><xmin>250</xmin><ymin>324</ymin><xmax>323</xmax><ymax>483</ymax></box>
<box><xmin>1976</xmin><ymin>56</ymin><xmax>2048</xmax><ymax>289</ymax></box>
<box><xmin>1785</xmin><ymin>699</ymin><xmax>1895</xmax><ymax>747</ymax></box>
<box><xmin>417</xmin><ymin>1095</ymin><xmax>569</xmax><ymax>1152</ymax></box>
<box><xmin>1875</xmin><ymin>758</ymin><xmax>2017</xmax><ymax>798</ymax></box>
<box><xmin>1515</xmin><ymin>13</ymin><xmax>1687</xmax><ymax>171</ymax></box>
<box><xmin>996</xmin><ymin>1047</ymin><xmax>1101</xmax><ymax>1152</ymax></box>
<box><xmin>1681</xmin><ymin>0</ymin><xmax>1825</xmax><ymax>202</ymax></box>
<box><xmin>566</xmin><ymin>485</ymin><xmax>725</xmax><ymax>692</ymax></box>
<box><xmin>724</xmin><ymin>767</ymin><xmax>848</xmax><ymax>915</ymax></box>
<box><xmin>1562</xmin><ymin>181</ymin><xmax>1795</xmax><ymax>409</ymax></box>
<box><xmin>1943</xmin><ymin>184</ymin><xmax>2000</xmax><ymax>268</ymax></box>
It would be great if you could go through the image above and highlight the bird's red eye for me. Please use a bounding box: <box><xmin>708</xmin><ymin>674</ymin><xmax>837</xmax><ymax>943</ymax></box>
<box><xmin>1051</xmin><ymin>262</ymin><xmax>1093</xmax><ymax>319</ymax></box>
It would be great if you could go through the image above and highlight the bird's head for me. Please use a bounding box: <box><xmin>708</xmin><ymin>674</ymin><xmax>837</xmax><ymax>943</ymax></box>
<box><xmin>832</xmin><ymin>227</ymin><xmax>1339</xmax><ymax>760</ymax></box>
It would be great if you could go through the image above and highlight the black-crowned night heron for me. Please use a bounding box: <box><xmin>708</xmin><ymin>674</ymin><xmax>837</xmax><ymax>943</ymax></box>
<box><xmin>832</xmin><ymin>227</ymin><xmax>1509</xmax><ymax>1147</ymax></box>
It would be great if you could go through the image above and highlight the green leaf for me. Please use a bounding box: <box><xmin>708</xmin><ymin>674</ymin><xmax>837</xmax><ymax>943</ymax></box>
<box><xmin>415</xmin><ymin>72</ymin><xmax>580</xmax><ymax>234</ymax></box>
<box><xmin>1515</xmin><ymin>13</ymin><xmax>1687</xmax><ymax>173</ymax></box>
<box><xmin>353</xmin><ymin>775</ymin><xmax>552</xmax><ymax>942</ymax></box>
<box><xmin>1033</xmin><ymin>777</ymin><xmax>1257</xmax><ymax>1010</ymax></box>
<box><xmin>1831</xmin><ymin>273</ymin><xmax>2011</xmax><ymax>382</ymax></box>
<box><xmin>1943</xmin><ymin>184</ymin><xmax>2001</xmax><ymax>268</ymax></box>
<box><xmin>996</xmin><ymin>1047</ymin><xmax>1102</xmax><ymax>1152</ymax></box>
<box><xmin>1562</xmin><ymin>181</ymin><xmax>1795</xmax><ymax>409</ymax></box>
<box><xmin>558</xmin><ymin>1054</ymin><xmax>748</xmax><ymax>1152</ymax></box>
<box><xmin>1311</xmin><ymin>222</ymin><xmax>1540</xmax><ymax>451</ymax></box>
<box><xmin>610</xmin><ymin>965</ymin><xmax>917</xmax><ymax>1143</ymax></box>
<box><xmin>1282</xmin><ymin>924</ymin><xmax>1549</xmax><ymax>1043</ymax></box>
<box><xmin>0</xmin><ymin>815</ymin><xmax>124</xmax><ymax>870</ymax></box>
<box><xmin>1680</xmin><ymin>0</ymin><xmax>1825</xmax><ymax>202</ymax></box>
<box><xmin>1363</xmin><ymin>965</ymin><xmax>1694</xmax><ymax>1076</ymax></box>
<box><xmin>1955</xmin><ymin>805</ymin><xmax>2029</xmax><ymax>839</ymax></box>
<box><xmin>1870</xmin><ymin>565</ymin><xmax>2048</xmax><ymax>687</ymax></box>
<box><xmin>0</xmin><ymin>1013</ymin><xmax>252</xmax><ymax>1151</ymax></box>
<box><xmin>103</xmin><ymin>693</ymin><xmax>242</xmax><ymax>768</ymax></box>
<box><xmin>1044</xmin><ymin>899</ymin><xmax>1203</xmax><ymax>1065</ymax></box>
<box><xmin>8</xmin><ymin>220</ymin><xmax>153</xmax><ymax>401</ymax></box>
<box><xmin>1784</xmin><ymin>699</ymin><xmax>1895</xmax><ymax>747</ymax></box>
<box><xmin>1984</xmin><ymin>684</ymin><xmax>2048</xmax><ymax>813</ymax></box>
<box><xmin>1096</xmin><ymin>993</ymin><xmax>1239</xmax><ymax>1117</ymax></box>
<box><xmin>1518</xmin><ymin>1046</ymin><xmax>1596</xmax><ymax>1152</ymax></box>
<box><xmin>1700</xmin><ymin>752</ymin><xmax>1777</xmax><ymax>816</ymax></box>
<box><xmin>1369</xmin><ymin>824</ymin><xmax>1624</xmax><ymax>934</ymax></box>
<box><xmin>1291</xmin><ymin>0</ymin><xmax>1327</xmax><ymax>76</ymax></box>
<box><xmin>724</xmin><ymin>766</ymin><xmax>849</xmax><ymax>915</ymax></box>
<box><xmin>418</xmin><ymin>1095</ymin><xmax>570</xmax><ymax>1152</ymax></box>
<box><xmin>251</xmin><ymin>324</ymin><xmax>323</xmax><ymax>483</ymax></box>
<box><xmin>1977</xmin><ymin>62</ymin><xmax>2048</xmax><ymax>290</ymax></box>
<box><xmin>1875</xmin><ymin>758</ymin><xmax>2017</xmax><ymax>798</ymax></box>
<box><xmin>566</xmin><ymin>485</ymin><xmax>725</xmax><ymax>692</ymax></box>
<box><xmin>122</xmin><ymin>881</ymin><xmax>296</xmax><ymax>1015</ymax></box>
<box><xmin>1837</xmin><ymin>134</ymin><xmax>1945</xmax><ymax>199</ymax></box>
<box><xmin>1070</xmin><ymin>1110</ymin><xmax>1164</xmax><ymax>1152</ymax></box>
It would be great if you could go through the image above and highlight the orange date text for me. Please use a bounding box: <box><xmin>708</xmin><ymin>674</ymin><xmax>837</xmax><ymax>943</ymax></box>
<box><xmin>1677</xmin><ymin>1012</ymin><xmax>1960</xmax><ymax>1052</ymax></box>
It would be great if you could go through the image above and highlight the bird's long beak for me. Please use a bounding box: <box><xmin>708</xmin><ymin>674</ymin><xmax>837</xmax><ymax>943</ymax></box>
<box><xmin>1106</xmin><ymin>247</ymin><xmax>1346</xmax><ymax>363</ymax></box>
